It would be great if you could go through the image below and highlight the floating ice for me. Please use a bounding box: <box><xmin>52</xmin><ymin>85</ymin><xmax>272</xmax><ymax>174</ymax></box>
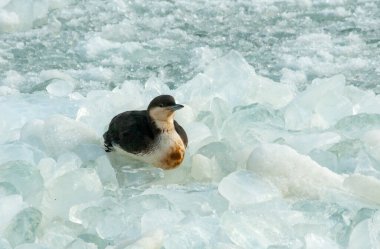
<box><xmin>284</xmin><ymin>74</ymin><xmax>353</xmax><ymax>130</ymax></box>
<box><xmin>191</xmin><ymin>154</ymin><xmax>219</xmax><ymax>181</ymax></box>
<box><xmin>247</xmin><ymin>143</ymin><xmax>344</xmax><ymax>197</ymax></box>
<box><xmin>343</xmin><ymin>174</ymin><xmax>380</xmax><ymax>205</ymax></box>
<box><xmin>14</xmin><ymin>244</ymin><xmax>49</xmax><ymax>249</ymax></box>
<box><xmin>3</xmin><ymin>207</ymin><xmax>42</xmax><ymax>247</ymax></box>
<box><xmin>0</xmin><ymin>143</ymin><xmax>42</xmax><ymax>165</ymax></box>
<box><xmin>80</xmin><ymin>36</ymin><xmax>122</xmax><ymax>59</ymax></box>
<box><xmin>304</xmin><ymin>233</ymin><xmax>340</xmax><ymax>249</ymax></box>
<box><xmin>143</xmin><ymin>185</ymin><xmax>228</xmax><ymax>216</ymax></box>
<box><xmin>218</xmin><ymin>170</ymin><xmax>281</xmax><ymax>206</ymax></box>
<box><xmin>0</xmin><ymin>0</ymin><xmax>379</xmax><ymax>247</ymax></box>
<box><xmin>177</xmin><ymin>51</ymin><xmax>295</xmax><ymax>112</ymax></box>
<box><xmin>335</xmin><ymin>113</ymin><xmax>380</xmax><ymax>139</ymax></box>
<box><xmin>221</xmin><ymin>209</ymin><xmax>301</xmax><ymax>248</ymax></box>
<box><xmin>141</xmin><ymin>209</ymin><xmax>184</xmax><ymax>234</ymax></box>
<box><xmin>46</xmin><ymin>80</ymin><xmax>75</xmax><ymax>97</ymax></box>
<box><xmin>0</xmin><ymin>238</ymin><xmax>12</xmax><ymax>249</ymax></box>
<box><xmin>32</xmin><ymin>115</ymin><xmax>99</xmax><ymax>157</ymax></box>
<box><xmin>162</xmin><ymin>216</ymin><xmax>219</xmax><ymax>249</ymax></box>
<box><xmin>94</xmin><ymin>156</ymin><xmax>118</xmax><ymax>190</ymax></box>
<box><xmin>0</xmin><ymin>161</ymin><xmax>43</xmax><ymax>206</ymax></box>
<box><xmin>0</xmin><ymin>0</ymin><xmax>48</xmax><ymax>32</ymax></box>
<box><xmin>123</xmin><ymin>229</ymin><xmax>164</xmax><ymax>249</ymax></box>
<box><xmin>348</xmin><ymin>212</ymin><xmax>380</xmax><ymax>249</ymax></box>
<box><xmin>42</xmin><ymin>168</ymin><xmax>103</xmax><ymax>219</ymax></box>
<box><xmin>65</xmin><ymin>239</ymin><xmax>97</xmax><ymax>249</ymax></box>
<box><xmin>362</xmin><ymin>130</ymin><xmax>380</xmax><ymax>163</ymax></box>
<box><xmin>0</xmin><ymin>195</ymin><xmax>25</xmax><ymax>234</ymax></box>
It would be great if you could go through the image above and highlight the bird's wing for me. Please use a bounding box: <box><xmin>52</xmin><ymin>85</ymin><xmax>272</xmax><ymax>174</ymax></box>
<box><xmin>104</xmin><ymin>111</ymin><xmax>155</xmax><ymax>154</ymax></box>
<box><xmin>174</xmin><ymin>120</ymin><xmax>188</xmax><ymax>147</ymax></box>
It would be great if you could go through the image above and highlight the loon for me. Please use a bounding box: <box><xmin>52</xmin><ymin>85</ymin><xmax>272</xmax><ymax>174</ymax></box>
<box><xmin>103</xmin><ymin>95</ymin><xmax>188</xmax><ymax>170</ymax></box>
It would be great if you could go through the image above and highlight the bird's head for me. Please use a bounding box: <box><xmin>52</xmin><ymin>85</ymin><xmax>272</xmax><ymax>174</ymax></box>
<box><xmin>148</xmin><ymin>95</ymin><xmax>184</xmax><ymax>126</ymax></box>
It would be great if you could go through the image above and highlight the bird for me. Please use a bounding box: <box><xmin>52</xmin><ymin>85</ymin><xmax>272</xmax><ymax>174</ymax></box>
<box><xmin>103</xmin><ymin>95</ymin><xmax>188</xmax><ymax>170</ymax></box>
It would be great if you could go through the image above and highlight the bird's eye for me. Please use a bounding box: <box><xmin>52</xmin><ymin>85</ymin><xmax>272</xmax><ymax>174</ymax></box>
<box><xmin>159</xmin><ymin>104</ymin><xmax>164</xmax><ymax>107</ymax></box>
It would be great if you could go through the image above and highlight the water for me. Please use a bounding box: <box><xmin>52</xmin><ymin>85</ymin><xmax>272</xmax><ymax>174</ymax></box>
<box><xmin>0</xmin><ymin>0</ymin><xmax>380</xmax><ymax>248</ymax></box>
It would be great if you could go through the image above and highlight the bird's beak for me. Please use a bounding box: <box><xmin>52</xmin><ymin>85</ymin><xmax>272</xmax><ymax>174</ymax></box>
<box><xmin>168</xmin><ymin>104</ymin><xmax>184</xmax><ymax>111</ymax></box>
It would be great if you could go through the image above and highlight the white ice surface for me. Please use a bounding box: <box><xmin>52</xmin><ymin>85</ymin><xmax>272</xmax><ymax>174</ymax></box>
<box><xmin>1</xmin><ymin>0</ymin><xmax>380</xmax><ymax>247</ymax></box>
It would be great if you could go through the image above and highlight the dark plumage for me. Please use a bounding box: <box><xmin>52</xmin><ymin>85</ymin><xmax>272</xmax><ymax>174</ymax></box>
<box><xmin>103</xmin><ymin>95</ymin><xmax>188</xmax><ymax>169</ymax></box>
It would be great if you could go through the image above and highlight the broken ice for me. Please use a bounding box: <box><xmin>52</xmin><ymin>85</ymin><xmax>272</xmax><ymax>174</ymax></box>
<box><xmin>1</xmin><ymin>0</ymin><xmax>380</xmax><ymax>248</ymax></box>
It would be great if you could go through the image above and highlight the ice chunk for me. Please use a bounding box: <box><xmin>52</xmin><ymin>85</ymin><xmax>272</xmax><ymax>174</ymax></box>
<box><xmin>77</xmin><ymin>234</ymin><xmax>113</xmax><ymax>249</ymax></box>
<box><xmin>96</xmin><ymin>214</ymin><xmax>129</xmax><ymax>240</ymax></box>
<box><xmin>46</xmin><ymin>80</ymin><xmax>75</xmax><ymax>97</ymax></box>
<box><xmin>38</xmin><ymin>220</ymin><xmax>80</xmax><ymax>249</ymax></box>
<box><xmin>177</xmin><ymin>51</ymin><xmax>294</xmax><ymax>111</ymax></box>
<box><xmin>163</xmin><ymin>216</ymin><xmax>219</xmax><ymax>249</ymax></box>
<box><xmin>23</xmin><ymin>116</ymin><xmax>98</xmax><ymax>158</ymax></box>
<box><xmin>309</xmin><ymin>149</ymin><xmax>339</xmax><ymax>173</ymax></box>
<box><xmin>0</xmin><ymin>143</ymin><xmax>41</xmax><ymax>166</ymax></box>
<box><xmin>343</xmin><ymin>174</ymin><xmax>380</xmax><ymax>205</ymax></box>
<box><xmin>0</xmin><ymin>86</ymin><xmax>19</xmax><ymax>96</ymax></box>
<box><xmin>65</xmin><ymin>239</ymin><xmax>97</xmax><ymax>249</ymax></box>
<box><xmin>191</xmin><ymin>154</ymin><xmax>219</xmax><ymax>181</ymax></box>
<box><xmin>1</xmin><ymin>70</ymin><xmax>24</xmax><ymax>89</ymax></box>
<box><xmin>185</xmin><ymin>122</ymin><xmax>214</xmax><ymax>155</ymax></box>
<box><xmin>196</xmin><ymin>141</ymin><xmax>237</xmax><ymax>176</ymax></box>
<box><xmin>94</xmin><ymin>156</ymin><xmax>118</xmax><ymax>190</ymax></box>
<box><xmin>327</xmin><ymin>139</ymin><xmax>366</xmax><ymax>174</ymax></box>
<box><xmin>221</xmin><ymin>209</ymin><xmax>301</xmax><ymax>248</ymax></box>
<box><xmin>72</xmin><ymin>143</ymin><xmax>105</xmax><ymax>162</ymax></box>
<box><xmin>304</xmin><ymin>233</ymin><xmax>340</xmax><ymax>249</ymax></box>
<box><xmin>4</xmin><ymin>207</ymin><xmax>42</xmax><ymax>247</ymax></box>
<box><xmin>20</xmin><ymin>119</ymin><xmax>45</xmax><ymax>150</ymax></box>
<box><xmin>284</xmin><ymin>131</ymin><xmax>341</xmax><ymax>154</ymax></box>
<box><xmin>348</xmin><ymin>214</ymin><xmax>380</xmax><ymax>249</ymax></box>
<box><xmin>0</xmin><ymin>182</ymin><xmax>18</xmax><ymax>197</ymax></box>
<box><xmin>141</xmin><ymin>209</ymin><xmax>184</xmax><ymax>234</ymax></box>
<box><xmin>76</xmin><ymin>81</ymin><xmax>144</xmax><ymax>135</ymax></box>
<box><xmin>0</xmin><ymin>161</ymin><xmax>44</xmax><ymax>206</ymax></box>
<box><xmin>55</xmin><ymin>152</ymin><xmax>82</xmax><ymax>176</ymax></box>
<box><xmin>40</xmin><ymin>70</ymin><xmax>77</xmax><ymax>97</ymax></box>
<box><xmin>144</xmin><ymin>76</ymin><xmax>171</xmax><ymax>97</ymax></box>
<box><xmin>0</xmin><ymin>9</ymin><xmax>20</xmax><ymax>33</ymax></box>
<box><xmin>14</xmin><ymin>244</ymin><xmax>49</xmax><ymax>249</ymax></box>
<box><xmin>335</xmin><ymin>113</ymin><xmax>380</xmax><ymax>138</ymax></box>
<box><xmin>0</xmin><ymin>238</ymin><xmax>12</xmax><ymax>249</ymax></box>
<box><xmin>121</xmin><ymin>230</ymin><xmax>164</xmax><ymax>249</ymax></box>
<box><xmin>100</xmin><ymin>20</ymin><xmax>136</xmax><ymax>42</ymax></box>
<box><xmin>1</xmin><ymin>0</ymin><xmax>49</xmax><ymax>32</ymax></box>
<box><xmin>114</xmin><ymin>164</ymin><xmax>164</xmax><ymax>188</ymax></box>
<box><xmin>203</xmin><ymin>51</ymin><xmax>293</xmax><ymax>108</ymax></box>
<box><xmin>362</xmin><ymin>130</ymin><xmax>380</xmax><ymax>163</ymax></box>
<box><xmin>40</xmin><ymin>115</ymin><xmax>98</xmax><ymax>157</ymax></box>
<box><xmin>81</xmin><ymin>36</ymin><xmax>121</xmax><ymax>59</ymax></box>
<box><xmin>42</xmin><ymin>168</ymin><xmax>103</xmax><ymax>219</ymax></box>
<box><xmin>173</xmin><ymin>104</ymin><xmax>195</xmax><ymax>126</ymax></box>
<box><xmin>69</xmin><ymin>197</ymin><xmax>130</xmax><ymax>240</ymax></box>
<box><xmin>284</xmin><ymin>75</ymin><xmax>353</xmax><ymax>130</ymax></box>
<box><xmin>87</xmin><ymin>194</ymin><xmax>172</xmax><ymax>242</ymax></box>
<box><xmin>247</xmin><ymin>143</ymin><xmax>344</xmax><ymax>197</ymax></box>
<box><xmin>344</xmin><ymin>85</ymin><xmax>380</xmax><ymax>114</ymax></box>
<box><xmin>39</xmin><ymin>69</ymin><xmax>75</xmax><ymax>85</ymax></box>
<box><xmin>0</xmin><ymin>195</ymin><xmax>25</xmax><ymax>234</ymax></box>
<box><xmin>281</xmin><ymin>68</ymin><xmax>307</xmax><ymax>90</ymax></box>
<box><xmin>218</xmin><ymin>170</ymin><xmax>281</xmax><ymax>206</ymax></box>
<box><xmin>143</xmin><ymin>184</ymin><xmax>228</xmax><ymax>216</ymax></box>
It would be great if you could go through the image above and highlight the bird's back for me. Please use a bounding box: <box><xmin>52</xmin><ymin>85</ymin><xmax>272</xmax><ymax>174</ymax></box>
<box><xmin>103</xmin><ymin>110</ymin><xmax>156</xmax><ymax>154</ymax></box>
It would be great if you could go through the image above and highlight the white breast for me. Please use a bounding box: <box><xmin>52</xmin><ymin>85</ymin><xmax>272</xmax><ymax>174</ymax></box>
<box><xmin>114</xmin><ymin>130</ymin><xmax>185</xmax><ymax>169</ymax></box>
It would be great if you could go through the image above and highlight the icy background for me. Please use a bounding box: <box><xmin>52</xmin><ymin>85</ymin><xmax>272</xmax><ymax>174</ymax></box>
<box><xmin>1</xmin><ymin>0</ymin><xmax>380</xmax><ymax>248</ymax></box>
